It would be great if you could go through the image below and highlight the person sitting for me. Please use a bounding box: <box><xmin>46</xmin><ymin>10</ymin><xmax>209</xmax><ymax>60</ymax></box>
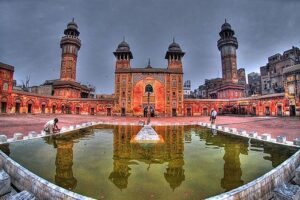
<box><xmin>44</xmin><ymin>118</ymin><xmax>60</xmax><ymax>134</ymax></box>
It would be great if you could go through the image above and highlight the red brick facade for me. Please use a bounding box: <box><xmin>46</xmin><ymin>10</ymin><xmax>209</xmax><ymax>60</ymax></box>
<box><xmin>114</xmin><ymin>40</ymin><xmax>184</xmax><ymax>117</ymax></box>
<box><xmin>0</xmin><ymin>60</ymin><xmax>298</xmax><ymax>117</ymax></box>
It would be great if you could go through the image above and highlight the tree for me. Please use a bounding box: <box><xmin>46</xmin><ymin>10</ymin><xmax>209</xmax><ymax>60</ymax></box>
<box><xmin>21</xmin><ymin>75</ymin><xmax>30</xmax><ymax>91</ymax></box>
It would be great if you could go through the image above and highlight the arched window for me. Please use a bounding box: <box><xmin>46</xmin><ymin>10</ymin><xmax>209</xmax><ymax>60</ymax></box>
<box><xmin>145</xmin><ymin>84</ymin><xmax>153</xmax><ymax>93</ymax></box>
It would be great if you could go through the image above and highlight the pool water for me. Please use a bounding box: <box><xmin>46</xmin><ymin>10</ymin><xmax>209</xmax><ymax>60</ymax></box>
<box><xmin>0</xmin><ymin>125</ymin><xmax>297</xmax><ymax>199</ymax></box>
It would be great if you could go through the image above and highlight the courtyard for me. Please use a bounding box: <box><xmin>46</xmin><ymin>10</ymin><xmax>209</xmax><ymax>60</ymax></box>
<box><xmin>0</xmin><ymin>114</ymin><xmax>299</xmax><ymax>141</ymax></box>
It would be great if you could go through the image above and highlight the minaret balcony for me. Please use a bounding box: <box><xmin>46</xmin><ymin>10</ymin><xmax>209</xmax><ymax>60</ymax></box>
<box><xmin>60</xmin><ymin>36</ymin><xmax>81</xmax><ymax>48</ymax></box>
<box><xmin>217</xmin><ymin>37</ymin><xmax>238</xmax><ymax>50</ymax></box>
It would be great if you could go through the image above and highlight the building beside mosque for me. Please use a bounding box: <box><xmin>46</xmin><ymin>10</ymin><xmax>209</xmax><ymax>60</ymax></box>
<box><xmin>205</xmin><ymin>21</ymin><xmax>246</xmax><ymax>99</ymax></box>
<box><xmin>260</xmin><ymin>46</ymin><xmax>300</xmax><ymax>95</ymax></box>
<box><xmin>195</xmin><ymin>22</ymin><xmax>246</xmax><ymax>99</ymax></box>
<box><xmin>0</xmin><ymin>20</ymin><xmax>299</xmax><ymax>117</ymax></box>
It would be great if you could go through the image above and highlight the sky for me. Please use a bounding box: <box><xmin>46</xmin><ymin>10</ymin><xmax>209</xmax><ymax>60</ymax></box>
<box><xmin>0</xmin><ymin>0</ymin><xmax>299</xmax><ymax>94</ymax></box>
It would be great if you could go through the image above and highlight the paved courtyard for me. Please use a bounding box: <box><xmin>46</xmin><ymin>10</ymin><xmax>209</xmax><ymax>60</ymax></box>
<box><xmin>0</xmin><ymin>114</ymin><xmax>299</xmax><ymax>141</ymax></box>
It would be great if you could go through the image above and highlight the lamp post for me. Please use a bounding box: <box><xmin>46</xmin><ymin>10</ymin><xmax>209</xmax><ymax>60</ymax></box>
<box><xmin>145</xmin><ymin>84</ymin><xmax>153</xmax><ymax>125</ymax></box>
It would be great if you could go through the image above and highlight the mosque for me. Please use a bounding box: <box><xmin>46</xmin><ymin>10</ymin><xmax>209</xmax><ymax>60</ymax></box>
<box><xmin>0</xmin><ymin>19</ymin><xmax>295</xmax><ymax>117</ymax></box>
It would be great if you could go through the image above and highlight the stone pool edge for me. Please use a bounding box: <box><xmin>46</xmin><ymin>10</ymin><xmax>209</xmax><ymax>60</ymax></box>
<box><xmin>0</xmin><ymin>150</ymin><xmax>95</xmax><ymax>200</ymax></box>
<box><xmin>0</xmin><ymin>122</ymin><xmax>101</xmax><ymax>199</ymax></box>
<box><xmin>0</xmin><ymin>120</ymin><xmax>299</xmax><ymax>199</ymax></box>
<box><xmin>196</xmin><ymin>122</ymin><xmax>300</xmax><ymax>200</ymax></box>
<box><xmin>206</xmin><ymin>149</ymin><xmax>300</xmax><ymax>200</ymax></box>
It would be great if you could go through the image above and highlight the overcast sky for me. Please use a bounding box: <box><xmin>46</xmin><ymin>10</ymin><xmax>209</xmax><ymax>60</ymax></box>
<box><xmin>0</xmin><ymin>0</ymin><xmax>299</xmax><ymax>93</ymax></box>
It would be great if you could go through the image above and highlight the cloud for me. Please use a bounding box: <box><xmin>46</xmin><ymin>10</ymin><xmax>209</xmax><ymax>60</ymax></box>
<box><xmin>0</xmin><ymin>0</ymin><xmax>299</xmax><ymax>93</ymax></box>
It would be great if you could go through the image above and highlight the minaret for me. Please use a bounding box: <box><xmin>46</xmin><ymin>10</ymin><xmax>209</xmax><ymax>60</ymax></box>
<box><xmin>60</xmin><ymin>18</ymin><xmax>81</xmax><ymax>81</ymax></box>
<box><xmin>165</xmin><ymin>38</ymin><xmax>185</xmax><ymax>70</ymax></box>
<box><xmin>113</xmin><ymin>38</ymin><xmax>133</xmax><ymax>69</ymax></box>
<box><xmin>217</xmin><ymin>20</ymin><xmax>238</xmax><ymax>84</ymax></box>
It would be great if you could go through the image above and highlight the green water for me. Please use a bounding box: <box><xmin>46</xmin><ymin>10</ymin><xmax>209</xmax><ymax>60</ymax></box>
<box><xmin>0</xmin><ymin>125</ymin><xmax>298</xmax><ymax>200</ymax></box>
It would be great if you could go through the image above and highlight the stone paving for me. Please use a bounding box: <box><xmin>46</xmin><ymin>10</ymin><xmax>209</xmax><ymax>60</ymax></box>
<box><xmin>0</xmin><ymin>114</ymin><xmax>299</xmax><ymax>141</ymax></box>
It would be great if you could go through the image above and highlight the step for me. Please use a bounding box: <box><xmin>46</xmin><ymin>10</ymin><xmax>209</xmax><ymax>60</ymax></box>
<box><xmin>273</xmin><ymin>183</ymin><xmax>300</xmax><ymax>200</ymax></box>
<box><xmin>8</xmin><ymin>191</ymin><xmax>35</xmax><ymax>200</ymax></box>
<box><xmin>0</xmin><ymin>170</ymin><xmax>11</xmax><ymax>196</ymax></box>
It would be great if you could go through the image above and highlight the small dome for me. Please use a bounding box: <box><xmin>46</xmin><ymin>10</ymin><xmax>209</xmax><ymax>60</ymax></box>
<box><xmin>221</xmin><ymin>20</ymin><xmax>232</xmax><ymax>31</ymax></box>
<box><xmin>168</xmin><ymin>39</ymin><xmax>182</xmax><ymax>52</ymax></box>
<box><xmin>116</xmin><ymin>41</ymin><xmax>130</xmax><ymax>52</ymax></box>
<box><xmin>67</xmin><ymin>18</ymin><xmax>78</xmax><ymax>30</ymax></box>
<box><xmin>64</xmin><ymin>18</ymin><xmax>80</xmax><ymax>36</ymax></box>
<box><xmin>165</xmin><ymin>38</ymin><xmax>185</xmax><ymax>59</ymax></box>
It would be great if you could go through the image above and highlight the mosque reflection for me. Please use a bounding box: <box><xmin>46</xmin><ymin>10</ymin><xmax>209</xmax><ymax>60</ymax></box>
<box><xmin>203</xmin><ymin>129</ymin><xmax>248</xmax><ymax>191</ymax></box>
<box><xmin>43</xmin><ymin>129</ymin><xmax>93</xmax><ymax>191</ymax></box>
<box><xmin>109</xmin><ymin>126</ymin><xmax>185</xmax><ymax>190</ymax></box>
<box><xmin>197</xmin><ymin>128</ymin><xmax>296</xmax><ymax>191</ymax></box>
<box><xmin>1</xmin><ymin>125</ymin><xmax>296</xmax><ymax>193</ymax></box>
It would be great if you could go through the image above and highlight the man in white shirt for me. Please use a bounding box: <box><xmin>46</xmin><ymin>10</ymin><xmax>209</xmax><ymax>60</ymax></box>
<box><xmin>210</xmin><ymin>109</ymin><xmax>217</xmax><ymax>124</ymax></box>
<box><xmin>44</xmin><ymin>118</ymin><xmax>60</xmax><ymax>134</ymax></box>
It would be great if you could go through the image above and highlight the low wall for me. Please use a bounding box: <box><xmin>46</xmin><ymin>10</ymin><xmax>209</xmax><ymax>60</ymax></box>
<box><xmin>0</xmin><ymin>150</ymin><xmax>93</xmax><ymax>200</ymax></box>
<box><xmin>207</xmin><ymin>149</ymin><xmax>300</xmax><ymax>200</ymax></box>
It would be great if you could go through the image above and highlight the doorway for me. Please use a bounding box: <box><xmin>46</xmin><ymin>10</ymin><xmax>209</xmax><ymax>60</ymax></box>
<box><xmin>15</xmin><ymin>102</ymin><xmax>20</xmax><ymax>113</ymax></box>
<box><xmin>290</xmin><ymin>105</ymin><xmax>296</xmax><ymax>116</ymax></box>
<box><xmin>66</xmin><ymin>106</ymin><xmax>71</xmax><ymax>114</ymax></box>
<box><xmin>28</xmin><ymin>104</ymin><xmax>32</xmax><ymax>113</ymax></box>
<box><xmin>277</xmin><ymin>105</ymin><xmax>282</xmax><ymax>116</ymax></box>
<box><xmin>172</xmin><ymin>108</ymin><xmax>177</xmax><ymax>117</ymax></box>
<box><xmin>1</xmin><ymin>102</ymin><xmax>7</xmax><ymax>113</ymax></box>
<box><xmin>121</xmin><ymin>108</ymin><xmax>126</xmax><ymax>116</ymax></box>
<box><xmin>76</xmin><ymin>107</ymin><xmax>80</xmax><ymax>114</ymax></box>
<box><xmin>91</xmin><ymin>108</ymin><xmax>95</xmax><ymax>115</ymax></box>
<box><xmin>203</xmin><ymin>108</ymin><xmax>208</xmax><ymax>116</ymax></box>
<box><xmin>41</xmin><ymin>104</ymin><xmax>46</xmax><ymax>114</ymax></box>
<box><xmin>252</xmin><ymin>107</ymin><xmax>256</xmax><ymax>116</ymax></box>
<box><xmin>144</xmin><ymin>106</ymin><xmax>154</xmax><ymax>117</ymax></box>
<box><xmin>52</xmin><ymin>105</ymin><xmax>56</xmax><ymax>114</ymax></box>
<box><xmin>218</xmin><ymin>108</ymin><xmax>222</xmax><ymax>115</ymax></box>
<box><xmin>265</xmin><ymin>107</ymin><xmax>270</xmax><ymax>116</ymax></box>
<box><xmin>187</xmin><ymin>108</ymin><xmax>192</xmax><ymax>116</ymax></box>
<box><xmin>107</xmin><ymin>108</ymin><xmax>112</xmax><ymax>116</ymax></box>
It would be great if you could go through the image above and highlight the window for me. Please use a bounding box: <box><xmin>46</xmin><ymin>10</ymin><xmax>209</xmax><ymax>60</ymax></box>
<box><xmin>2</xmin><ymin>83</ymin><xmax>8</xmax><ymax>91</ymax></box>
<box><xmin>122</xmin><ymin>79</ymin><xmax>126</xmax><ymax>86</ymax></box>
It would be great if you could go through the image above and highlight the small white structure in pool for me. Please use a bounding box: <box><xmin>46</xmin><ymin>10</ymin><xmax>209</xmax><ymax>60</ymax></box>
<box><xmin>131</xmin><ymin>125</ymin><xmax>163</xmax><ymax>143</ymax></box>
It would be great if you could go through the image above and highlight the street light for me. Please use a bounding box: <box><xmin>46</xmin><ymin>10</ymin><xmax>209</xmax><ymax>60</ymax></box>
<box><xmin>145</xmin><ymin>84</ymin><xmax>153</xmax><ymax>125</ymax></box>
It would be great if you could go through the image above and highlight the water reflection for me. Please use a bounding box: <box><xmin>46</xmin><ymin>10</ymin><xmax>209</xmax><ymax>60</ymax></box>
<box><xmin>198</xmin><ymin>129</ymin><xmax>248</xmax><ymax>191</ymax></box>
<box><xmin>44</xmin><ymin>130</ymin><xmax>93</xmax><ymax>190</ymax></box>
<box><xmin>54</xmin><ymin>139</ymin><xmax>77</xmax><ymax>190</ymax></box>
<box><xmin>0</xmin><ymin>125</ymin><xmax>297</xmax><ymax>198</ymax></box>
<box><xmin>250</xmin><ymin>140</ymin><xmax>296</xmax><ymax>168</ymax></box>
<box><xmin>109</xmin><ymin>126</ymin><xmax>185</xmax><ymax>190</ymax></box>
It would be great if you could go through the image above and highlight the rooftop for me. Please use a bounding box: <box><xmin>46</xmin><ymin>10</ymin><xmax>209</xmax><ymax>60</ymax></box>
<box><xmin>0</xmin><ymin>62</ymin><xmax>14</xmax><ymax>71</ymax></box>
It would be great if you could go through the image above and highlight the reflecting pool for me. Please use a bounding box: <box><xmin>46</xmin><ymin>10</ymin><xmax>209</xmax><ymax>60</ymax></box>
<box><xmin>0</xmin><ymin>125</ymin><xmax>298</xmax><ymax>199</ymax></box>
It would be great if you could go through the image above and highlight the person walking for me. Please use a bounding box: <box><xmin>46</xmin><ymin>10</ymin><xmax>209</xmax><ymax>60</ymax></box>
<box><xmin>210</xmin><ymin>108</ymin><xmax>217</xmax><ymax>124</ymax></box>
<box><xmin>44</xmin><ymin>118</ymin><xmax>60</xmax><ymax>134</ymax></box>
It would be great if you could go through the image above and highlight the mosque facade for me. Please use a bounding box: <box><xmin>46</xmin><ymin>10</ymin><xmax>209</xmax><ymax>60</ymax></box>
<box><xmin>114</xmin><ymin>38</ymin><xmax>184</xmax><ymax>117</ymax></box>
